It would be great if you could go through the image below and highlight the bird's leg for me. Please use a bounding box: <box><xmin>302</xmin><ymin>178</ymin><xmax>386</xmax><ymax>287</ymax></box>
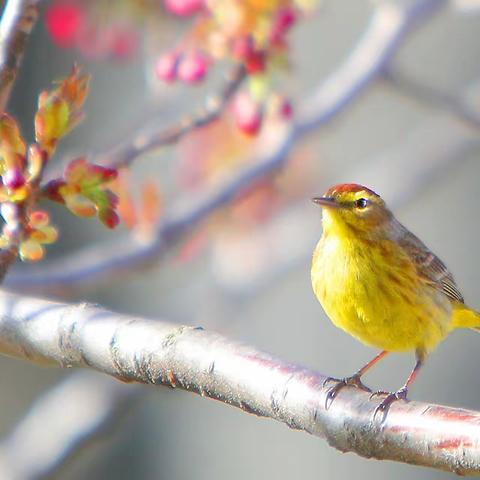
<box><xmin>323</xmin><ymin>351</ymin><xmax>389</xmax><ymax>409</ymax></box>
<box><xmin>371</xmin><ymin>353</ymin><xmax>424</xmax><ymax>421</ymax></box>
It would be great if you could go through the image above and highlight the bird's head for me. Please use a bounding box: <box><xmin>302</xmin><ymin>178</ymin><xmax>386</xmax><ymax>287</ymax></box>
<box><xmin>312</xmin><ymin>184</ymin><xmax>391</xmax><ymax>236</ymax></box>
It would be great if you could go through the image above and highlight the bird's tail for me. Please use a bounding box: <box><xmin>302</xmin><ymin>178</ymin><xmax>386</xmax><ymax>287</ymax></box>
<box><xmin>451</xmin><ymin>304</ymin><xmax>480</xmax><ymax>332</ymax></box>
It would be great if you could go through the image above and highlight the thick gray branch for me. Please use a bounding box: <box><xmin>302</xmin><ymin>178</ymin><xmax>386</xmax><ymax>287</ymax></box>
<box><xmin>3</xmin><ymin>111</ymin><xmax>479</xmax><ymax>480</ymax></box>
<box><xmin>0</xmin><ymin>291</ymin><xmax>478</xmax><ymax>475</ymax></box>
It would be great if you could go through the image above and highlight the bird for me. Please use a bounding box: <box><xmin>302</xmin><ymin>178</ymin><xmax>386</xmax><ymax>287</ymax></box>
<box><xmin>310</xmin><ymin>183</ymin><xmax>480</xmax><ymax>417</ymax></box>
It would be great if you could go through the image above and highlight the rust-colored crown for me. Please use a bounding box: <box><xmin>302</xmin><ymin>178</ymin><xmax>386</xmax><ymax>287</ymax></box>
<box><xmin>326</xmin><ymin>183</ymin><xmax>380</xmax><ymax>198</ymax></box>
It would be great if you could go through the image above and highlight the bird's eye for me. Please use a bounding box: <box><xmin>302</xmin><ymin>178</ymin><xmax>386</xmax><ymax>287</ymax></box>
<box><xmin>355</xmin><ymin>198</ymin><xmax>368</xmax><ymax>209</ymax></box>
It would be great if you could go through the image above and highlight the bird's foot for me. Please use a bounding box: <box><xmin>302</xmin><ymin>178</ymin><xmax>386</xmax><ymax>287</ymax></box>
<box><xmin>370</xmin><ymin>387</ymin><xmax>408</xmax><ymax>422</ymax></box>
<box><xmin>323</xmin><ymin>374</ymin><xmax>371</xmax><ymax>409</ymax></box>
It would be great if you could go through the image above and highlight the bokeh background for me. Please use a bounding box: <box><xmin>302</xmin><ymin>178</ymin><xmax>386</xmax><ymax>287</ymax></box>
<box><xmin>1</xmin><ymin>0</ymin><xmax>480</xmax><ymax>478</ymax></box>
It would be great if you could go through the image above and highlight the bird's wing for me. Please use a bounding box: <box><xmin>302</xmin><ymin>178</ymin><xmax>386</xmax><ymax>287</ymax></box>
<box><xmin>398</xmin><ymin>230</ymin><xmax>464</xmax><ymax>304</ymax></box>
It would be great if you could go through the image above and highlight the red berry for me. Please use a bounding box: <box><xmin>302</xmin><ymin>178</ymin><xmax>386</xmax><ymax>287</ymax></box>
<box><xmin>3</xmin><ymin>168</ymin><xmax>25</xmax><ymax>190</ymax></box>
<box><xmin>45</xmin><ymin>1</ymin><xmax>85</xmax><ymax>48</ymax></box>
<box><xmin>99</xmin><ymin>209</ymin><xmax>120</xmax><ymax>229</ymax></box>
<box><xmin>245</xmin><ymin>50</ymin><xmax>266</xmax><ymax>74</ymax></box>
<box><xmin>164</xmin><ymin>0</ymin><xmax>204</xmax><ymax>16</ymax></box>
<box><xmin>276</xmin><ymin>8</ymin><xmax>296</xmax><ymax>32</ymax></box>
<box><xmin>155</xmin><ymin>51</ymin><xmax>180</xmax><ymax>83</ymax></box>
<box><xmin>233</xmin><ymin>92</ymin><xmax>262</xmax><ymax>136</ymax></box>
<box><xmin>177</xmin><ymin>51</ymin><xmax>209</xmax><ymax>84</ymax></box>
<box><xmin>232</xmin><ymin>36</ymin><xmax>266</xmax><ymax>73</ymax></box>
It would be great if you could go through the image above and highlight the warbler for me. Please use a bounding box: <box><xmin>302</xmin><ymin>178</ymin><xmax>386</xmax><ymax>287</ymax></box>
<box><xmin>311</xmin><ymin>183</ymin><xmax>480</xmax><ymax>415</ymax></box>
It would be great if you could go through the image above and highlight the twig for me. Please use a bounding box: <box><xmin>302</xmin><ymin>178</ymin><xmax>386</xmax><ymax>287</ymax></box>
<box><xmin>0</xmin><ymin>0</ymin><xmax>40</xmax><ymax>110</ymax></box>
<box><xmin>0</xmin><ymin>372</ymin><xmax>140</xmax><ymax>480</ymax></box>
<box><xmin>5</xmin><ymin>0</ymin><xmax>447</xmax><ymax>292</ymax></box>
<box><xmin>100</xmin><ymin>0</ymin><xmax>443</xmax><ymax>169</ymax></box>
<box><xmin>0</xmin><ymin>0</ymin><xmax>41</xmax><ymax>280</ymax></box>
<box><xmin>96</xmin><ymin>64</ymin><xmax>246</xmax><ymax>170</ymax></box>
<box><xmin>0</xmin><ymin>291</ymin><xmax>478</xmax><ymax>475</ymax></box>
<box><xmin>383</xmin><ymin>68</ymin><xmax>480</xmax><ymax>129</ymax></box>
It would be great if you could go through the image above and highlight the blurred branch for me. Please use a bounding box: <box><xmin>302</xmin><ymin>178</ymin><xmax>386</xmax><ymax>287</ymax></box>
<box><xmin>295</xmin><ymin>0</ymin><xmax>443</xmax><ymax>132</ymax></box>
<box><xmin>383</xmin><ymin>68</ymin><xmax>480</xmax><ymax>129</ymax></box>
<box><xmin>0</xmin><ymin>372</ymin><xmax>140</xmax><ymax>480</ymax></box>
<box><xmin>95</xmin><ymin>64</ymin><xmax>246</xmax><ymax>170</ymax></box>
<box><xmin>451</xmin><ymin>0</ymin><xmax>480</xmax><ymax>13</ymax></box>
<box><xmin>0</xmin><ymin>291</ymin><xmax>478</xmax><ymax>475</ymax></box>
<box><xmin>99</xmin><ymin>0</ymin><xmax>443</xmax><ymax>169</ymax></box>
<box><xmin>5</xmin><ymin>0</ymin><xmax>446</xmax><ymax>293</ymax></box>
<box><xmin>0</xmin><ymin>0</ymin><xmax>40</xmax><ymax>110</ymax></box>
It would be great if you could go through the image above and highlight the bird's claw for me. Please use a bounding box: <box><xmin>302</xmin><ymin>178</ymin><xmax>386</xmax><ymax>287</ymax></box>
<box><xmin>369</xmin><ymin>390</ymin><xmax>390</xmax><ymax>399</ymax></box>
<box><xmin>323</xmin><ymin>374</ymin><xmax>371</xmax><ymax>410</ymax></box>
<box><xmin>372</xmin><ymin>387</ymin><xmax>408</xmax><ymax>422</ymax></box>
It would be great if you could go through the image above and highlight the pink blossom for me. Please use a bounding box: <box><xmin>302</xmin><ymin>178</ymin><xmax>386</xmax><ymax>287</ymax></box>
<box><xmin>164</xmin><ymin>0</ymin><xmax>204</xmax><ymax>16</ymax></box>
<box><xmin>177</xmin><ymin>51</ymin><xmax>209</xmax><ymax>84</ymax></box>
<box><xmin>233</xmin><ymin>92</ymin><xmax>263</xmax><ymax>136</ymax></box>
<box><xmin>45</xmin><ymin>1</ymin><xmax>85</xmax><ymax>48</ymax></box>
<box><xmin>155</xmin><ymin>51</ymin><xmax>181</xmax><ymax>83</ymax></box>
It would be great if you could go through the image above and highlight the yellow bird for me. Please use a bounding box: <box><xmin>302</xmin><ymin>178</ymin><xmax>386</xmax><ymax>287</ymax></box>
<box><xmin>311</xmin><ymin>183</ymin><xmax>480</xmax><ymax>414</ymax></box>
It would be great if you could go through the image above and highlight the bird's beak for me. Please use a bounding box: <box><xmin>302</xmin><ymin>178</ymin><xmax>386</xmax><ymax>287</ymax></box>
<box><xmin>312</xmin><ymin>196</ymin><xmax>339</xmax><ymax>208</ymax></box>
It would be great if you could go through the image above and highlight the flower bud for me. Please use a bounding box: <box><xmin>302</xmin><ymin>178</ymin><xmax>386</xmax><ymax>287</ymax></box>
<box><xmin>45</xmin><ymin>1</ymin><xmax>85</xmax><ymax>48</ymax></box>
<box><xmin>178</xmin><ymin>51</ymin><xmax>209</xmax><ymax>84</ymax></box>
<box><xmin>155</xmin><ymin>51</ymin><xmax>180</xmax><ymax>83</ymax></box>
<box><xmin>270</xmin><ymin>7</ymin><xmax>296</xmax><ymax>47</ymax></box>
<box><xmin>233</xmin><ymin>92</ymin><xmax>263</xmax><ymax>136</ymax></box>
<box><xmin>164</xmin><ymin>0</ymin><xmax>204</xmax><ymax>16</ymax></box>
<box><xmin>232</xmin><ymin>35</ymin><xmax>254</xmax><ymax>60</ymax></box>
<box><xmin>3</xmin><ymin>168</ymin><xmax>25</xmax><ymax>190</ymax></box>
<box><xmin>245</xmin><ymin>50</ymin><xmax>266</xmax><ymax>74</ymax></box>
<box><xmin>30</xmin><ymin>210</ymin><xmax>50</xmax><ymax>228</ymax></box>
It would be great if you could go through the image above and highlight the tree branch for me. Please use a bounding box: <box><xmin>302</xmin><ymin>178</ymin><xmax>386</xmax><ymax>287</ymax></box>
<box><xmin>383</xmin><ymin>68</ymin><xmax>480</xmax><ymax>129</ymax></box>
<box><xmin>0</xmin><ymin>372</ymin><xmax>139</xmax><ymax>479</ymax></box>
<box><xmin>99</xmin><ymin>0</ymin><xmax>445</xmax><ymax>169</ymax></box>
<box><xmin>5</xmin><ymin>0</ymin><xmax>447</xmax><ymax>293</ymax></box>
<box><xmin>0</xmin><ymin>0</ymin><xmax>41</xmax><ymax>280</ymax></box>
<box><xmin>0</xmin><ymin>291</ymin><xmax>478</xmax><ymax>475</ymax></box>
<box><xmin>95</xmin><ymin>63</ymin><xmax>246</xmax><ymax>170</ymax></box>
<box><xmin>4</xmin><ymin>115</ymin><xmax>478</xmax><ymax>480</ymax></box>
<box><xmin>295</xmin><ymin>0</ymin><xmax>444</xmax><ymax>132</ymax></box>
<box><xmin>0</xmin><ymin>0</ymin><xmax>40</xmax><ymax>110</ymax></box>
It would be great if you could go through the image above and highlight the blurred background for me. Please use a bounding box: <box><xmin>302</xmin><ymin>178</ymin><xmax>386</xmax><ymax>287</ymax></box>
<box><xmin>1</xmin><ymin>0</ymin><xmax>480</xmax><ymax>478</ymax></box>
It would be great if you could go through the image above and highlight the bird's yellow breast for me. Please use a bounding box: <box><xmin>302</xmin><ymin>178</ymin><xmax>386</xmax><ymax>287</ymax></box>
<box><xmin>311</xmin><ymin>232</ymin><xmax>452</xmax><ymax>353</ymax></box>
